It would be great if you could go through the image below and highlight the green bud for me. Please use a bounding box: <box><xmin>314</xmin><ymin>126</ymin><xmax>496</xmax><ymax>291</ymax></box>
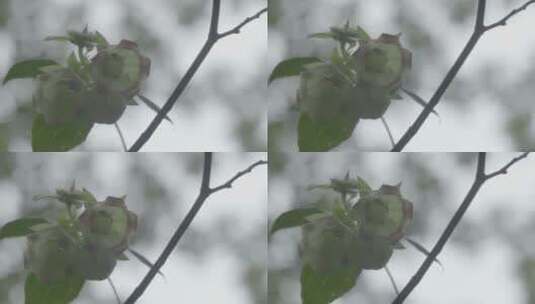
<box><xmin>78</xmin><ymin>196</ymin><xmax>137</xmax><ymax>254</ymax></box>
<box><xmin>354</xmin><ymin>33</ymin><xmax>412</xmax><ymax>89</ymax></box>
<box><xmin>91</xmin><ymin>40</ymin><xmax>151</xmax><ymax>99</ymax></box>
<box><xmin>352</xmin><ymin>184</ymin><xmax>413</xmax><ymax>241</ymax></box>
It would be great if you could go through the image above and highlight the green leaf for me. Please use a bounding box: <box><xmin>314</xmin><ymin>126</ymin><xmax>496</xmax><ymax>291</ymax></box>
<box><xmin>31</xmin><ymin>114</ymin><xmax>93</xmax><ymax>152</ymax></box>
<box><xmin>0</xmin><ymin>218</ymin><xmax>49</xmax><ymax>240</ymax></box>
<box><xmin>270</xmin><ymin>208</ymin><xmax>324</xmax><ymax>236</ymax></box>
<box><xmin>301</xmin><ymin>263</ymin><xmax>361</xmax><ymax>304</ymax></box>
<box><xmin>356</xmin><ymin>177</ymin><xmax>372</xmax><ymax>196</ymax></box>
<box><xmin>353</xmin><ymin>26</ymin><xmax>370</xmax><ymax>41</ymax></box>
<box><xmin>136</xmin><ymin>94</ymin><xmax>172</xmax><ymax>123</ymax></box>
<box><xmin>94</xmin><ymin>31</ymin><xmax>109</xmax><ymax>48</ymax></box>
<box><xmin>308</xmin><ymin>32</ymin><xmax>337</xmax><ymax>40</ymax></box>
<box><xmin>25</xmin><ymin>273</ymin><xmax>84</xmax><ymax>304</ymax></box>
<box><xmin>268</xmin><ymin>57</ymin><xmax>321</xmax><ymax>84</ymax></box>
<box><xmin>44</xmin><ymin>36</ymin><xmax>70</xmax><ymax>43</ymax></box>
<box><xmin>66</xmin><ymin>52</ymin><xmax>80</xmax><ymax>73</ymax></box>
<box><xmin>298</xmin><ymin>113</ymin><xmax>358</xmax><ymax>152</ymax></box>
<box><xmin>3</xmin><ymin>59</ymin><xmax>58</xmax><ymax>85</ymax></box>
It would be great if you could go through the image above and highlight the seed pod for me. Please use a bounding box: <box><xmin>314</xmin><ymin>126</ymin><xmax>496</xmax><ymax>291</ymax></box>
<box><xmin>78</xmin><ymin>196</ymin><xmax>138</xmax><ymax>254</ymax></box>
<box><xmin>33</xmin><ymin>66</ymin><xmax>85</xmax><ymax>125</ymax></box>
<box><xmin>91</xmin><ymin>40</ymin><xmax>151</xmax><ymax>99</ymax></box>
<box><xmin>352</xmin><ymin>184</ymin><xmax>413</xmax><ymax>241</ymax></box>
<box><xmin>297</xmin><ymin>62</ymin><xmax>360</xmax><ymax>123</ymax></box>
<box><xmin>353</xmin><ymin>33</ymin><xmax>412</xmax><ymax>89</ymax></box>
<box><xmin>24</xmin><ymin>227</ymin><xmax>78</xmax><ymax>283</ymax></box>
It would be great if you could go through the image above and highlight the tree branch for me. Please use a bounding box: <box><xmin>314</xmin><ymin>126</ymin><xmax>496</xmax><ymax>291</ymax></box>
<box><xmin>391</xmin><ymin>0</ymin><xmax>534</xmax><ymax>151</ymax></box>
<box><xmin>217</xmin><ymin>7</ymin><xmax>268</xmax><ymax>39</ymax></box>
<box><xmin>484</xmin><ymin>0</ymin><xmax>535</xmax><ymax>31</ymax></box>
<box><xmin>124</xmin><ymin>153</ymin><xmax>266</xmax><ymax>303</ymax></box>
<box><xmin>484</xmin><ymin>152</ymin><xmax>529</xmax><ymax>179</ymax></box>
<box><xmin>392</xmin><ymin>152</ymin><xmax>529</xmax><ymax>303</ymax></box>
<box><xmin>475</xmin><ymin>0</ymin><xmax>487</xmax><ymax>31</ymax></box>
<box><xmin>128</xmin><ymin>2</ymin><xmax>267</xmax><ymax>151</ymax></box>
<box><xmin>209</xmin><ymin>159</ymin><xmax>268</xmax><ymax>193</ymax></box>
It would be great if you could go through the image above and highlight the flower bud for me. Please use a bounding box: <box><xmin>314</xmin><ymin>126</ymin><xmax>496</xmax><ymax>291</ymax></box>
<box><xmin>91</xmin><ymin>40</ymin><xmax>150</xmax><ymax>99</ymax></box>
<box><xmin>353</xmin><ymin>33</ymin><xmax>412</xmax><ymax>89</ymax></box>
<box><xmin>78</xmin><ymin>196</ymin><xmax>137</xmax><ymax>254</ymax></box>
<box><xmin>352</xmin><ymin>184</ymin><xmax>413</xmax><ymax>241</ymax></box>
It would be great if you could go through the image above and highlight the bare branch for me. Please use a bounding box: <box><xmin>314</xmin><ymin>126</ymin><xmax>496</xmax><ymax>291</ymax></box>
<box><xmin>484</xmin><ymin>152</ymin><xmax>529</xmax><ymax>180</ymax></box>
<box><xmin>217</xmin><ymin>8</ymin><xmax>268</xmax><ymax>39</ymax></box>
<box><xmin>124</xmin><ymin>153</ymin><xmax>266</xmax><ymax>303</ymax></box>
<box><xmin>392</xmin><ymin>0</ymin><xmax>534</xmax><ymax>151</ymax></box>
<box><xmin>209</xmin><ymin>159</ymin><xmax>268</xmax><ymax>193</ymax></box>
<box><xmin>392</xmin><ymin>152</ymin><xmax>529</xmax><ymax>303</ymax></box>
<box><xmin>128</xmin><ymin>3</ymin><xmax>267</xmax><ymax>151</ymax></box>
<box><xmin>475</xmin><ymin>0</ymin><xmax>487</xmax><ymax>31</ymax></box>
<box><xmin>484</xmin><ymin>0</ymin><xmax>535</xmax><ymax>31</ymax></box>
<box><xmin>391</xmin><ymin>31</ymin><xmax>482</xmax><ymax>151</ymax></box>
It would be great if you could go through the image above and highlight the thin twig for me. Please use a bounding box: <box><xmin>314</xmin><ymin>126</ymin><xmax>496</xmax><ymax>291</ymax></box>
<box><xmin>217</xmin><ymin>8</ymin><xmax>268</xmax><ymax>39</ymax></box>
<box><xmin>392</xmin><ymin>152</ymin><xmax>529</xmax><ymax>303</ymax></box>
<box><xmin>128</xmin><ymin>2</ymin><xmax>267</xmax><ymax>151</ymax></box>
<box><xmin>484</xmin><ymin>0</ymin><xmax>535</xmax><ymax>31</ymax></box>
<box><xmin>114</xmin><ymin>123</ymin><xmax>127</xmax><ymax>152</ymax></box>
<box><xmin>380</xmin><ymin>116</ymin><xmax>395</xmax><ymax>148</ymax></box>
<box><xmin>209</xmin><ymin>160</ymin><xmax>268</xmax><ymax>193</ymax></box>
<box><xmin>124</xmin><ymin>153</ymin><xmax>266</xmax><ymax>303</ymax></box>
<box><xmin>385</xmin><ymin>265</ymin><xmax>400</xmax><ymax>295</ymax></box>
<box><xmin>107</xmin><ymin>277</ymin><xmax>122</xmax><ymax>304</ymax></box>
<box><xmin>484</xmin><ymin>152</ymin><xmax>529</xmax><ymax>179</ymax></box>
<box><xmin>392</xmin><ymin>0</ymin><xmax>535</xmax><ymax>151</ymax></box>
